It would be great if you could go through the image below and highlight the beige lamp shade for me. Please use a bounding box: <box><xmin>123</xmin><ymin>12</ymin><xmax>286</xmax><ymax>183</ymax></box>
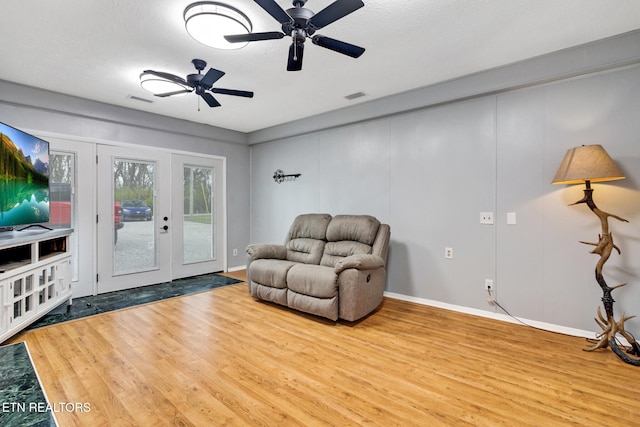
<box><xmin>552</xmin><ymin>144</ymin><xmax>625</xmax><ymax>185</ymax></box>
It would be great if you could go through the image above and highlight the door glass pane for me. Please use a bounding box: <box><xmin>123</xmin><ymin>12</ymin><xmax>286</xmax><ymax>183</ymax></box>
<box><xmin>113</xmin><ymin>159</ymin><xmax>156</xmax><ymax>275</ymax></box>
<box><xmin>48</xmin><ymin>153</ymin><xmax>73</xmax><ymax>229</ymax></box>
<box><xmin>183</xmin><ymin>165</ymin><xmax>214</xmax><ymax>264</ymax></box>
<box><xmin>48</xmin><ymin>152</ymin><xmax>79</xmax><ymax>281</ymax></box>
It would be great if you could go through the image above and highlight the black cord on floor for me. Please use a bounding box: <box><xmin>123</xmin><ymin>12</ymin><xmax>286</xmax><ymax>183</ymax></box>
<box><xmin>488</xmin><ymin>289</ymin><xmax>640</xmax><ymax>353</ymax></box>
<box><xmin>486</xmin><ymin>289</ymin><xmax>535</xmax><ymax>329</ymax></box>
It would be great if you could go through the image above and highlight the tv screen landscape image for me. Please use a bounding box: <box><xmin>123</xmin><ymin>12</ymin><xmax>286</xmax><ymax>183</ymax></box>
<box><xmin>0</xmin><ymin>122</ymin><xmax>50</xmax><ymax>229</ymax></box>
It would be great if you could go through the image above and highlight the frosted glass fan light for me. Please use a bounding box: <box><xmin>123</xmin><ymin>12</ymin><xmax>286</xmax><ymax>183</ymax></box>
<box><xmin>184</xmin><ymin>2</ymin><xmax>252</xmax><ymax>50</ymax></box>
<box><xmin>139</xmin><ymin>72</ymin><xmax>191</xmax><ymax>95</ymax></box>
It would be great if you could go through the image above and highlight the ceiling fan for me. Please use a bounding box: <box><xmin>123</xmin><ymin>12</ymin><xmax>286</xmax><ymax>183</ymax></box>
<box><xmin>140</xmin><ymin>59</ymin><xmax>254</xmax><ymax>108</ymax></box>
<box><xmin>225</xmin><ymin>0</ymin><xmax>365</xmax><ymax>71</ymax></box>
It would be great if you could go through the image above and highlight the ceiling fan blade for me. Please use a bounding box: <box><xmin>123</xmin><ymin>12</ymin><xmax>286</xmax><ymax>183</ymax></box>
<box><xmin>308</xmin><ymin>0</ymin><xmax>364</xmax><ymax>30</ymax></box>
<box><xmin>201</xmin><ymin>92</ymin><xmax>221</xmax><ymax>108</ymax></box>
<box><xmin>254</xmin><ymin>0</ymin><xmax>293</xmax><ymax>25</ymax></box>
<box><xmin>142</xmin><ymin>70</ymin><xmax>189</xmax><ymax>86</ymax></box>
<box><xmin>200</xmin><ymin>68</ymin><xmax>226</xmax><ymax>89</ymax></box>
<box><xmin>211</xmin><ymin>88</ymin><xmax>254</xmax><ymax>98</ymax></box>
<box><xmin>312</xmin><ymin>35</ymin><xmax>365</xmax><ymax>58</ymax></box>
<box><xmin>287</xmin><ymin>42</ymin><xmax>304</xmax><ymax>71</ymax></box>
<box><xmin>225</xmin><ymin>31</ymin><xmax>285</xmax><ymax>43</ymax></box>
<box><xmin>154</xmin><ymin>89</ymin><xmax>193</xmax><ymax>98</ymax></box>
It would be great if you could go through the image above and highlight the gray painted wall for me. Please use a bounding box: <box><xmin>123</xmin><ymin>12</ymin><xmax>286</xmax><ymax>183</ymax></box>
<box><xmin>1</xmin><ymin>29</ymin><xmax>639</xmax><ymax>335</ymax></box>
<box><xmin>249</xmin><ymin>35</ymin><xmax>640</xmax><ymax>334</ymax></box>
<box><xmin>0</xmin><ymin>81</ymin><xmax>251</xmax><ymax>271</ymax></box>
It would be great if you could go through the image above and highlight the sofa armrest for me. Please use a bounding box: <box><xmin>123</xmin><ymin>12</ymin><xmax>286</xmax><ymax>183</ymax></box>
<box><xmin>246</xmin><ymin>244</ymin><xmax>287</xmax><ymax>261</ymax></box>
<box><xmin>335</xmin><ymin>254</ymin><xmax>385</xmax><ymax>274</ymax></box>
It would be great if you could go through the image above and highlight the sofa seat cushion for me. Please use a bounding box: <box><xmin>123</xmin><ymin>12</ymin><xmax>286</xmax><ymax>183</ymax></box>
<box><xmin>287</xmin><ymin>264</ymin><xmax>338</xmax><ymax>298</ymax></box>
<box><xmin>253</xmin><ymin>283</ymin><xmax>288</xmax><ymax>306</ymax></box>
<box><xmin>250</xmin><ymin>259</ymin><xmax>297</xmax><ymax>289</ymax></box>
<box><xmin>287</xmin><ymin>290</ymin><xmax>338</xmax><ymax>321</ymax></box>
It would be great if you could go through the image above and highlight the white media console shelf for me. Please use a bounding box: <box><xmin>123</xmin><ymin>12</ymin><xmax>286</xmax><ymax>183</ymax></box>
<box><xmin>0</xmin><ymin>228</ymin><xmax>73</xmax><ymax>343</ymax></box>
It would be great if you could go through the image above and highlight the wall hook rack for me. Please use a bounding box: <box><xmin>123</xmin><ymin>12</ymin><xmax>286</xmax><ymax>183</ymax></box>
<box><xmin>273</xmin><ymin>169</ymin><xmax>301</xmax><ymax>183</ymax></box>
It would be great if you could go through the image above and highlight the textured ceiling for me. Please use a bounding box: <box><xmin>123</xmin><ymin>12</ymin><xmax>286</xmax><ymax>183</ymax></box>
<box><xmin>1</xmin><ymin>1</ymin><xmax>640</xmax><ymax>133</ymax></box>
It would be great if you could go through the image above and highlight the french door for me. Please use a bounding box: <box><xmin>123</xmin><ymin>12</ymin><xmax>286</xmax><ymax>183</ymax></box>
<box><xmin>97</xmin><ymin>145</ymin><xmax>171</xmax><ymax>292</ymax></box>
<box><xmin>96</xmin><ymin>145</ymin><xmax>225</xmax><ymax>293</ymax></box>
<box><xmin>171</xmin><ymin>154</ymin><xmax>225</xmax><ymax>279</ymax></box>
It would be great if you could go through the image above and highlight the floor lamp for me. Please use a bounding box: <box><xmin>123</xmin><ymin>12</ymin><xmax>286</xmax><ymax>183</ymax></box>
<box><xmin>552</xmin><ymin>144</ymin><xmax>640</xmax><ymax>365</ymax></box>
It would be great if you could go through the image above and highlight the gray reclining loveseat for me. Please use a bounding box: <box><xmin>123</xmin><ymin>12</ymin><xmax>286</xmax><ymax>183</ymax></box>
<box><xmin>246</xmin><ymin>214</ymin><xmax>391</xmax><ymax>321</ymax></box>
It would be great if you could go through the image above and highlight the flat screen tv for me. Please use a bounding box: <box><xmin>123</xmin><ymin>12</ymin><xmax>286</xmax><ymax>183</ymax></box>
<box><xmin>0</xmin><ymin>121</ymin><xmax>50</xmax><ymax>230</ymax></box>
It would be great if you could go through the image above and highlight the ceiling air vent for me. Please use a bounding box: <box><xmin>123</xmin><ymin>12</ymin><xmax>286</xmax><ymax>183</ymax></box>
<box><xmin>345</xmin><ymin>91</ymin><xmax>366</xmax><ymax>101</ymax></box>
<box><xmin>127</xmin><ymin>95</ymin><xmax>154</xmax><ymax>103</ymax></box>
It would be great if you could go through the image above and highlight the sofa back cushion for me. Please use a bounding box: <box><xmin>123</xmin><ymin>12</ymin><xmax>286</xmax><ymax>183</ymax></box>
<box><xmin>320</xmin><ymin>215</ymin><xmax>381</xmax><ymax>267</ymax></box>
<box><xmin>285</xmin><ymin>213</ymin><xmax>332</xmax><ymax>265</ymax></box>
<box><xmin>286</xmin><ymin>238</ymin><xmax>326</xmax><ymax>264</ymax></box>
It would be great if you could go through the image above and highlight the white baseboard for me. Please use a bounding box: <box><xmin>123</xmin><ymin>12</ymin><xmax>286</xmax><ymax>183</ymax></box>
<box><xmin>227</xmin><ymin>265</ymin><xmax>247</xmax><ymax>273</ymax></box>
<box><xmin>384</xmin><ymin>291</ymin><xmax>601</xmax><ymax>341</ymax></box>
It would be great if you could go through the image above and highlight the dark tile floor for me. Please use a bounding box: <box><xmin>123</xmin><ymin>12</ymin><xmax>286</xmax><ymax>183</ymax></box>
<box><xmin>0</xmin><ymin>342</ymin><xmax>56</xmax><ymax>427</ymax></box>
<box><xmin>29</xmin><ymin>272</ymin><xmax>242</xmax><ymax>330</ymax></box>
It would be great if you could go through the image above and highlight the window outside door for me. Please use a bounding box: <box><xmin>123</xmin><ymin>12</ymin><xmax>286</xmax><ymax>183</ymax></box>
<box><xmin>48</xmin><ymin>151</ymin><xmax>78</xmax><ymax>282</ymax></box>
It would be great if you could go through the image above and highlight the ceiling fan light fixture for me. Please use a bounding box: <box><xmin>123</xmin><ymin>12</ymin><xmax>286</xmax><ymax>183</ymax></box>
<box><xmin>139</xmin><ymin>72</ymin><xmax>191</xmax><ymax>95</ymax></box>
<box><xmin>184</xmin><ymin>2</ymin><xmax>252</xmax><ymax>50</ymax></box>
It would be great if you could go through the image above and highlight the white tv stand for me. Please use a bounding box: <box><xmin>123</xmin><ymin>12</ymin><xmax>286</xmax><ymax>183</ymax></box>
<box><xmin>0</xmin><ymin>228</ymin><xmax>73</xmax><ymax>343</ymax></box>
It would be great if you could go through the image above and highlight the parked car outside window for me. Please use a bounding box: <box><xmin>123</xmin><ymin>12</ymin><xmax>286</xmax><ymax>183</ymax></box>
<box><xmin>120</xmin><ymin>199</ymin><xmax>153</xmax><ymax>221</ymax></box>
<box><xmin>50</xmin><ymin>182</ymin><xmax>124</xmax><ymax>244</ymax></box>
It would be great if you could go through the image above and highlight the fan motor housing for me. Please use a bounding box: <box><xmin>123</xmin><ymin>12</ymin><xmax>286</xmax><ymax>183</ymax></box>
<box><xmin>186</xmin><ymin>73</ymin><xmax>203</xmax><ymax>86</ymax></box>
<box><xmin>285</xmin><ymin>7</ymin><xmax>315</xmax><ymax>35</ymax></box>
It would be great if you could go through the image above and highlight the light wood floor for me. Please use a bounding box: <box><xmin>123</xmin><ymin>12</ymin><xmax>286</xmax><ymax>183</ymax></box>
<box><xmin>8</xmin><ymin>271</ymin><xmax>640</xmax><ymax>426</ymax></box>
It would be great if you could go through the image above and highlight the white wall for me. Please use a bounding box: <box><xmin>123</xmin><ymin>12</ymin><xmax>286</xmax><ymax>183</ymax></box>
<box><xmin>249</xmin><ymin>34</ymin><xmax>640</xmax><ymax>335</ymax></box>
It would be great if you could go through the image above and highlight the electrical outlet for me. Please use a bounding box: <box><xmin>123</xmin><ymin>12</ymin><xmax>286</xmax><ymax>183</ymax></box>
<box><xmin>233</xmin><ymin>249</ymin><xmax>238</xmax><ymax>256</ymax></box>
<box><xmin>485</xmin><ymin>279</ymin><xmax>494</xmax><ymax>291</ymax></box>
<box><xmin>480</xmin><ymin>212</ymin><xmax>494</xmax><ymax>225</ymax></box>
<box><xmin>445</xmin><ymin>247</ymin><xmax>453</xmax><ymax>259</ymax></box>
